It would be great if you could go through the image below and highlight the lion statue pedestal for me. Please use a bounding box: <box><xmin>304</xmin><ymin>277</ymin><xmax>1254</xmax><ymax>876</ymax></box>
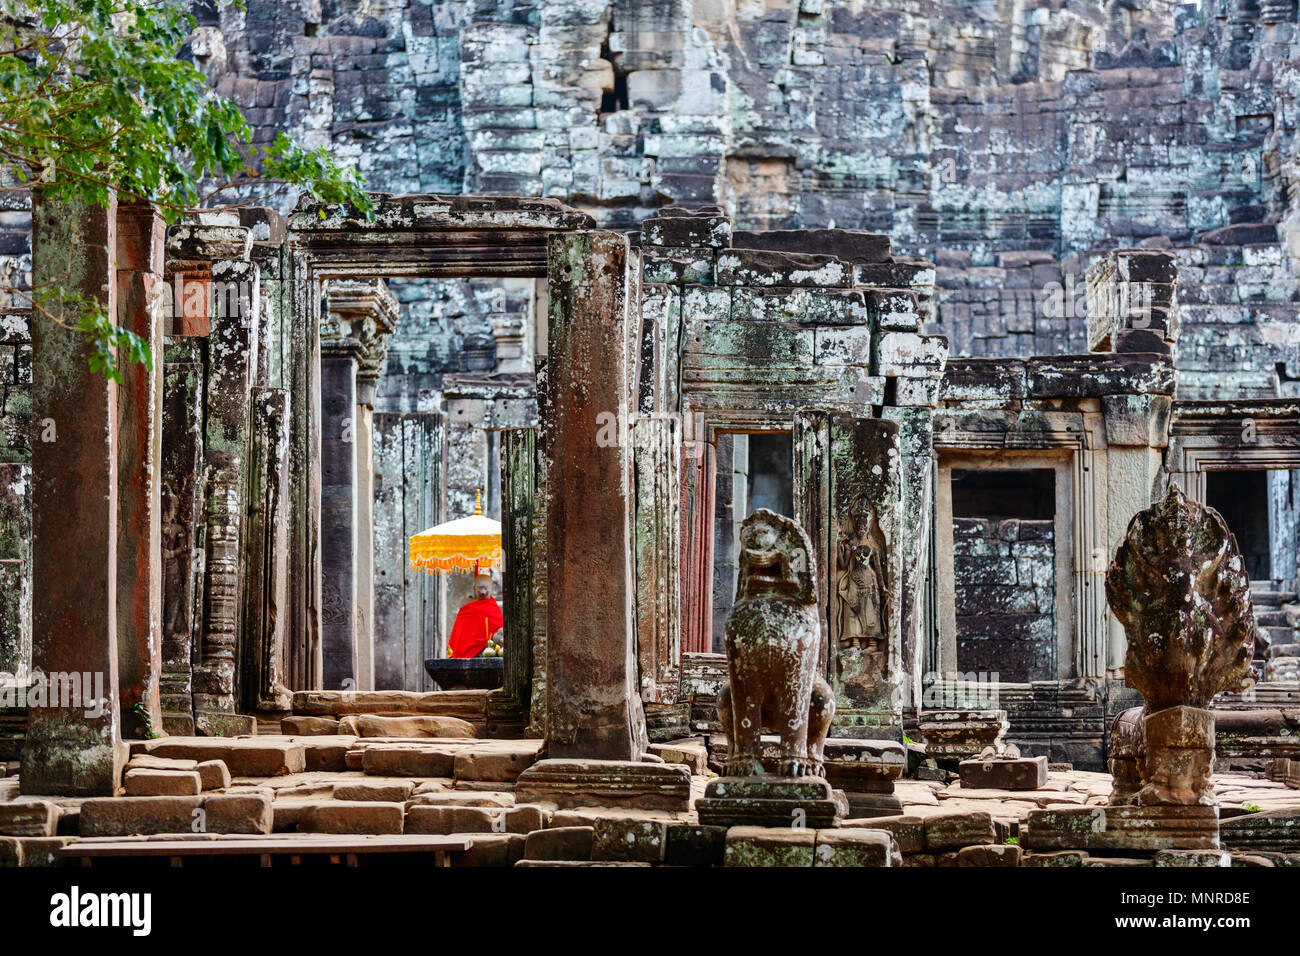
<box><xmin>695</xmin><ymin>509</ymin><xmax>846</xmax><ymax>829</ymax></box>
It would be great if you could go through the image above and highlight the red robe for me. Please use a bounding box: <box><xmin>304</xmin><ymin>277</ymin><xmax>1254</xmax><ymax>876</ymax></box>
<box><xmin>448</xmin><ymin>597</ymin><xmax>503</xmax><ymax>658</ymax></box>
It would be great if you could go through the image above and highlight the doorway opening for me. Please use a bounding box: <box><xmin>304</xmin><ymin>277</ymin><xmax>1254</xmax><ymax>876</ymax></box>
<box><xmin>711</xmin><ymin>431</ymin><xmax>793</xmax><ymax>651</ymax></box>
<box><xmin>951</xmin><ymin>468</ymin><xmax>1056</xmax><ymax>683</ymax></box>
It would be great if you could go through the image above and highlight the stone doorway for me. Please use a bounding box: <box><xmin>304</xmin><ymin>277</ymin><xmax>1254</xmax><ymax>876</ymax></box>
<box><xmin>950</xmin><ymin>467</ymin><xmax>1057</xmax><ymax>684</ymax></box>
<box><xmin>710</xmin><ymin>430</ymin><xmax>793</xmax><ymax>652</ymax></box>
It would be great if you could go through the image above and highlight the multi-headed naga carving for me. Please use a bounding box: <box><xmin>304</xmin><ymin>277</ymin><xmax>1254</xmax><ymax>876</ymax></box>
<box><xmin>717</xmin><ymin>509</ymin><xmax>835</xmax><ymax>778</ymax></box>
<box><xmin>1105</xmin><ymin>485</ymin><xmax>1256</xmax><ymax>805</ymax></box>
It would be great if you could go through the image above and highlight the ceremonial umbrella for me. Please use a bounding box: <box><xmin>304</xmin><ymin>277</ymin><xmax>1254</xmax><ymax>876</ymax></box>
<box><xmin>408</xmin><ymin>489</ymin><xmax>502</xmax><ymax>575</ymax></box>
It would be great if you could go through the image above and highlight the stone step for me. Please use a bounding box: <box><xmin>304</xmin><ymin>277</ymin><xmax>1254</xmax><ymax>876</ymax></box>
<box><xmin>1255</xmin><ymin>610</ymin><xmax>1292</xmax><ymax>628</ymax></box>
<box><xmin>1252</xmin><ymin>590</ymin><xmax>1298</xmax><ymax>606</ymax></box>
<box><xmin>78</xmin><ymin>794</ymin><xmax>272</xmax><ymax>836</ymax></box>
<box><xmin>291</xmin><ymin>690</ymin><xmax>489</xmax><ymax>726</ymax></box>
<box><xmin>130</xmin><ymin>737</ymin><xmax>305</xmax><ymax>777</ymax></box>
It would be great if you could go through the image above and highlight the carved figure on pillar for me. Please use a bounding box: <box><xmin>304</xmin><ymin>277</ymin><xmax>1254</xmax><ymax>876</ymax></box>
<box><xmin>717</xmin><ymin>509</ymin><xmax>835</xmax><ymax>778</ymax></box>
<box><xmin>835</xmin><ymin>496</ymin><xmax>887</xmax><ymax>657</ymax></box>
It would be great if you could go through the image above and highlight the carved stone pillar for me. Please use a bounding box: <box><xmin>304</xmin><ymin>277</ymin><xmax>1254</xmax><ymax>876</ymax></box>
<box><xmin>114</xmin><ymin>200</ymin><xmax>167</xmax><ymax>739</ymax></box>
<box><xmin>320</xmin><ymin>279</ymin><xmax>396</xmax><ymax>691</ymax></box>
<box><xmin>171</xmin><ymin>216</ymin><xmax>259</xmax><ymax>734</ymax></box>
<box><xmin>795</xmin><ymin>409</ymin><xmax>904</xmax><ymax>738</ymax></box>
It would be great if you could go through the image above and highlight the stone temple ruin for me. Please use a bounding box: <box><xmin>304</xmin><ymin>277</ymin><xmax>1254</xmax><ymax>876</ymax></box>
<box><xmin>2</xmin><ymin>0</ymin><xmax>1300</xmax><ymax>872</ymax></box>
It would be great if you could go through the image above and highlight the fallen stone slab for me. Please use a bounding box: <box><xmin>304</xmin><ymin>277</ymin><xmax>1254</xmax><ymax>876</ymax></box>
<box><xmin>298</xmin><ymin>801</ymin><xmax>405</xmax><ymax>835</ymax></box>
<box><xmin>523</xmin><ymin>826</ymin><xmax>593</xmax><ymax>862</ymax></box>
<box><xmin>333</xmin><ymin>779</ymin><xmax>416</xmax><ymax>803</ymax></box>
<box><xmin>292</xmin><ymin>689</ymin><xmax>487</xmax><ymax>721</ymax></box>
<box><xmin>647</xmin><ymin>740</ymin><xmax>708</xmax><ymax>774</ymax></box>
<box><xmin>361</xmin><ymin>744</ymin><xmax>457</xmax><ymax>778</ymax></box>
<box><xmin>1022</xmin><ymin>850</ymin><xmax>1087</xmax><ymax>867</ymax></box>
<box><xmin>340</xmin><ymin>714</ymin><xmax>477</xmax><ymax>739</ymax></box>
<box><xmin>280</xmin><ymin>715</ymin><xmax>340</xmax><ymax>735</ymax></box>
<box><xmin>0</xmin><ymin>801</ymin><xmax>58</xmax><ymax>837</ymax></box>
<box><xmin>1221</xmin><ymin>807</ymin><xmax>1300</xmax><ymax>852</ymax></box>
<box><xmin>814</xmin><ymin>828</ymin><xmax>897</xmax><ymax>867</ymax></box>
<box><xmin>133</xmin><ymin>738</ymin><xmax>306</xmax><ymax>777</ymax></box>
<box><xmin>406</xmin><ymin>804</ymin><xmax>545</xmax><ymax>835</ymax></box>
<box><xmin>79</xmin><ymin>797</ymin><xmax>205</xmax><ymax>836</ymax></box>
<box><xmin>959</xmin><ymin>755</ymin><xmax>1049</xmax><ymax>791</ymax></box>
<box><xmin>124</xmin><ymin>768</ymin><xmax>202</xmax><ymax>797</ymax></box>
<box><xmin>406</xmin><ymin>791</ymin><xmax>513</xmax><ymax>809</ymax></box>
<box><xmin>724</xmin><ymin>826</ymin><xmax>815</xmax><ymax>867</ymax></box>
<box><xmin>1154</xmin><ymin>849</ymin><xmax>1230</xmax><ymax>867</ymax></box>
<box><xmin>126</xmin><ymin>755</ymin><xmax>199</xmax><ymax>772</ymax></box>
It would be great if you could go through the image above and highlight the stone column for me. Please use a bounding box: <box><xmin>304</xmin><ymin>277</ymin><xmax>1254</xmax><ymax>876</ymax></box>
<box><xmin>170</xmin><ymin>217</ymin><xmax>259</xmax><ymax>734</ymax></box>
<box><xmin>159</xmin><ymin>348</ymin><xmax>205</xmax><ymax>734</ymax></box>
<box><xmin>516</xmin><ymin>232</ymin><xmax>689</xmax><ymax>811</ymax></box>
<box><xmin>115</xmin><ymin>201</ymin><xmax>166</xmax><ymax>739</ymax></box>
<box><xmin>22</xmin><ymin>191</ymin><xmax>123</xmax><ymax>795</ymax></box>
<box><xmin>319</xmin><ymin>279</ymin><xmax>397</xmax><ymax>691</ymax></box>
<box><xmin>794</xmin><ymin>409</ymin><xmax>904</xmax><ymax>737</ymax></box>
<box><xmin>540</xmin><ymin>231</ymin><xmax>646</xmax><ymax>760</ymax></box>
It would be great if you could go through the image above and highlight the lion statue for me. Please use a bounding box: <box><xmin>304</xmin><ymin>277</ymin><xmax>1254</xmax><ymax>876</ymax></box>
<box><xmin>717</xmin><ymin>509</ymin><xmax>836</xmax><ymax>777</ymax></box>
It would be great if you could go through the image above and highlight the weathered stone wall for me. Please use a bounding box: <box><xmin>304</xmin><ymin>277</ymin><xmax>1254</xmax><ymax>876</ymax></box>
<box><xmin>1</xmin><ymin>2</ymin><xmax>1296</xmax><ymax>400</ymax></box>
<box><xmin>952</xmin><ymin>517</ymin><xmax>1055</xmax><ymax>684</ymax></box>
<box><xmin>183</xmin><ymin>1</ymin><xmax>1299</xmax><ymax>402</ymax></box>
<box><xmin>0</xmin><ymin>309</ymin><xmax>31</xmax><ymax>678</ymax></box>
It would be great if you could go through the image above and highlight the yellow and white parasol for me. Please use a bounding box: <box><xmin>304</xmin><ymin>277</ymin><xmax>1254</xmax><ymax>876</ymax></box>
<box><xmin>408</xmin><ymin>489</ymin><xmax>502</xmax><ymax>575</ymax></box>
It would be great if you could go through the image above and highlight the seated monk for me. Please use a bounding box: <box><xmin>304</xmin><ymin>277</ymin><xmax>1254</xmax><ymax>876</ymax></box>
<box><xmin>447</xmin><ymin>574</ymin><xmax>503</xmax><ymax>658</ymax></box>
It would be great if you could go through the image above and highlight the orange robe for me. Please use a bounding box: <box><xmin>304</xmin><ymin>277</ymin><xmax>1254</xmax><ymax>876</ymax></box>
<box><xmin>448</xmin><ymin>597</ymin><xmax>503</xmax><ymax>658</ymax></box>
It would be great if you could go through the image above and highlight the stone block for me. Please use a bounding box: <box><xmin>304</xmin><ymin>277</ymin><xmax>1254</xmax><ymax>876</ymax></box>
<box><xmin>843</xmin><ymin>814</ymin><xmax>924</xmax><ymax>853</ymax></box>
<box><xmin>724</xmin><ymin>826</ymin><xmax>815</xmax><ymax>867</ymax></box>
<box><xmin>591</xmin><ymin>817</ymin><xmax>669</xmax><ymax>863</ymax></box>
<box><xmin>350</xmin><ymin>714</ymin><xmax>476</xmax><ymax>738</ymax></box>
<box><xmin>0</xmin><ymin>801</ymin><xmax>57</xmax><ymax>837</ymax></box>
<box><xmin>299</xmin><ymin>801</ymin><xmax>405</xmax><ymax>835</ymax></box>
<box><xmin>924</xmin><ymin>811</ymin><xmax>996</xmax><ymax>850</ymax></box>
<box><xmin>280</xmin><ymin>715</ymin><xmax>340</xmax><ymax>735</ymax></box>
<box><xmin>515</xmin><ymin>759</ymin><xmax>691</xmax><ymax>811</ymax></box>
<box><xmin>641</xmin><ymin>212</ymin><xmax>731</xmax><ymax>249</ymax></box>
<box><xmin>814</xmin><ymin>828</ymin><xmax>895</xmax><ymax>867</ymax></box>
<box><xmin>203</xmin><ymin>793</ymin><xmax>272</xmax><ymax>834</ymax></box>
<box><xmin>137</xmin><ymin>738</ymin><xmax>305</xmax><ymax>777</ymax></box>
<box><xmin>1022</xmin><ymin>850</ymin><xmax>1087</xmax><ymax>867</ymax></box>
<box><xmin>196</xmin><ymin>760</ymin><xmax>231</xmax><ymax>791</ymax></box>
<box><xmin>455</xmin><ymin>833</ymin><xmax>526</xmax><ymax>868</ymax></box>
<box><xmin>1154</xmin><ymin>849</ymin><xmax>1230</xmax><ymax>867</ymax></box>
<box><xmin>452</xmin><ymin>745</ymin><xmax>537</xmax><ymax>783</ymax></box>
<box><xmin>524</xmin><ymin>826</ymin><xmax>594</xmax><ymax>861</ymax></box>
<box><xmin>362</xmin><ymin>744</ymin><xmax>457</xmax><ymax>778</ymax></box>
<box><xmin>333</xmin><ymin>779</ymin><xmax>416</xmax><ymax>802</ymax></box>
<box><xmin>1025</xmin><ymin>805</ymin><xmax>1220</xmax><ymax>851</ymax></box>
<box><xmin>10</xmin><ymin>836</ymin><xmax>71</xmax><ymax>867</ymax></box>
<box><xmin>957</xmin><ymin>844</ymin><xmax>1021</xmax><ymax>866</ymax></box>
<box><xmin>697</xmin><ymin>776</ymin><xmax>843</xmax><ymax>828</ymax></box>
<box><xmin>647</xmin><ymin>741</ymin><xmax>707</xmax><ymax>773</ymax></box>
<box><xmin>664</xmin><ymin>823</ymin><xmax>727</xmax><ymax>867</ymax></box>
<box><xmin>123</xmin><ymin>768</ymin><xmax>202</xmax><ymax>797</ymax></box>
<box><xmin>405</xmin><ymin>804</ymin><xmax>544</xmax><ymax>835</ymax></box>
<box><xmin>716</xmin><ymin>249</ymin><xmax>852</xmax><ymax>288</ymax></box>
<box><xmin>958</xmin><ymin>755</ymin><xmax>1049</xmax><ymax>791</ymax></box>
<box><xmin>79</xmin><ymin>797</ymin><xmax>205</xmax><ymax>836</ymax></box>
<box><xmin>297</xmin><ymin>736</ymin><xmax>355</xmax><ymax>773</ymax></box>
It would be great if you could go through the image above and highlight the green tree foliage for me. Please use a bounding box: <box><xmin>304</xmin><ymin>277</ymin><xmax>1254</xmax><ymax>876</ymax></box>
<box><xmin>0</xmin><ymin>0</ymin><xmax>372</xmax><ymax>379</ymax></box>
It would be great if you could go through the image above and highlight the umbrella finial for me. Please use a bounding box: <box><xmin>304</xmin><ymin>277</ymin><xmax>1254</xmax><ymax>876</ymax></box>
<box><xmin>475</xmin><ymin>487</ymin><xmax>482</xmax><ymax>516</ymax></box>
